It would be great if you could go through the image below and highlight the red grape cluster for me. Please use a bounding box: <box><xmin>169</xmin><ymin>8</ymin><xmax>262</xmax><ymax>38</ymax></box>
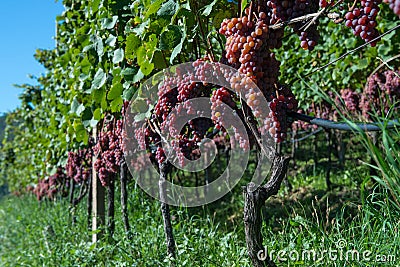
<box><xmin>262</xmin><ymin>86</ymin><xmax>298</xmax><ymax>142</ymax></box>
<box><xmin>361</xmin><ymin>69</ymin><xmax>400</xmax><ymax>119</ymax></box>
<box><xmin>66</xmin><ymin>148</ymin><xmax>92</xmax><ymax>184</ymax></box>
<box><xmin>154</xmin><ymin>87</ymin><xmax>179</xmax><ymax>121</ymax></box>
<box><xmin>142</xmin><ymin>59</ymin><xmax>225</xmax><ymax>166</ymax></box>
<box><xmin>266</xmin><ymin>0</ymin><xmax>320</xmax><ymax>51</ymax></box>
<box><xmin>295</xmin><ymin>69</ymin><xmax>400</xmax><ymax>130</ymax></box>
<box><xmin>340</xmin><ymin>88</ymin><xmax>360</xmax><ymax>113</ymax></box>
<box><xmin>33</xmin><ymin>167</ymin><xmax>68</xmax><ymax>201</ymax></box>
<box><xmin>210</xmin><ymin>87</ymin><xmax>250</xmax><ymax>149</ymax></box>
<box><xmin>155</xmin><ymin>147</ymin><xmax>167</xmax><ymax>164</ymax></box>
<box><xmin>219</xmin><ymin>2</ymin><xmax>299</xmax><ymax>143</ymax></box>
<box><xmin>93</xmin><ymin>120</ymin><xmax>124</xmax><ymax>187</ymax></box>
<box><xmin>211</xmin><ymin>87</ymin><xmax>237</xmax><ymax>130</ymax></box>
<box><xmin>219</xmin><ymin>7</ymin><xmax>283</xmax><ymax>95</ymax></box>
<box><xmin>344</xmin><ymin>0</ymin><xmax>382</xmax><ymax>46</ymax></box>
<box><xmin>383</xmin><ymin>0</ymin><xmax>400</xmax><ymax>16</ymax></box>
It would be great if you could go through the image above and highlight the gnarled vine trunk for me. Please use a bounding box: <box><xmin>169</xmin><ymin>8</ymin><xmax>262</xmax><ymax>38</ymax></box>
<box><xmin>159</xmin><ymin>162</ymin><xmax>175</xmax><ymax>258</ymax></box>
<box><xmin>243</xmin><ymin>154</ymin><xmax>290</xmax><ymax>267</ymax></box>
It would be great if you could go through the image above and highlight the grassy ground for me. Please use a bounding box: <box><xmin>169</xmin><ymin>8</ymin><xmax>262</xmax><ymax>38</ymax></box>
<box><xmin>1</xmin><ymin>171</ymin><xmax>399</xmax><ymax>266</ymax></box>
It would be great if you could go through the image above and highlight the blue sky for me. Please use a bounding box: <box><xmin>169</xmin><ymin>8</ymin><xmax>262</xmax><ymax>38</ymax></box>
<box><xmin>0</xmin><ymin>1</ymin><xmax>64</xmax><ymax>114</ymax></box>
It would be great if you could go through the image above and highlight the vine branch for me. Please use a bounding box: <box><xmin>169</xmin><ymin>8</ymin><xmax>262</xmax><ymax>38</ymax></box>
<box><xmin>269</xmin><ymin>12</ymin><xmax>339</xmax><ymax>30</ymax></box>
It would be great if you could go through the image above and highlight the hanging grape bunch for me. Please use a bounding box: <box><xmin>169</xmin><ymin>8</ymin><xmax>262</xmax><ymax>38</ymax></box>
<box><xmin>219</xmin><ymin>1</ymin><xmax>300</xmax><ymax>142</ymax></box>
<box><xmin>66</xmin><ymin>147</ymin><xmax>92</xmax><ymax>184</ymax></box>
<box><xmin>384</xmin><ymin>0</ymin><xmax>400</xmax><ymax>16</ymax></box>
<box><xmin>344</xmin><ymin>0</ymin><xmax>382</xmax><ymax>46</ymax></box>
<box><xmin>93</xmin><ymin>119</ymin><xmax>124</xmax><ymax>187</ymax></box>
<box><xmin>33</xmin><ymin>167</ymin><xmax>68</xmax><ymax>201</ymax></box>
<box><xmin>361</xmin><ymin>69</ymin><xmax>400</xmax><ymax>119</ymax></box>
<box><xmin>267</xmin><ymin>0</ymin><xmax>320</xmax><ymax>51</ymax></box>
<box><xmin>137</xmin><ymin>58</ymin><xmax>229</xmax><ymax>167</ymax></box>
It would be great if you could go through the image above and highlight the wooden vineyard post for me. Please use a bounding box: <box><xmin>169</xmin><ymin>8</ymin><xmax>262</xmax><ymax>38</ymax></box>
<box><xmin>120</xmin><ymin>161</ymin><xmax>130</xmax><ymax>237</ymax></box>
<box><xmin>92</xmin><ymin>128</ymin><xmax>106</xmax><ymax>243</ymax></box>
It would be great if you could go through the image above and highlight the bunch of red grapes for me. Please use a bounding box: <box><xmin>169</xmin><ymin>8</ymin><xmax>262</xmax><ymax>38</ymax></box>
<box><xmin>383</xmin><ymin>0</ymin><xmax>400</xmax><ymax>16</ymax></box>
<box><xmin>93</xmin><ymin>120</ymin><xmax>124</xmax><ymax>186</ymax></box>
<box><xmin>66</xmin><ymin>148</ymin><xmax>92</xmax><ymax>184</ymax></box>
<box><xmin>344</xmin><ymin>0</ymin><xmax>382</xmax><ymax>46</ymax></box>
<box><xmin>220</xmin><ymin>1</ymin><xmax>299</xmax><ymax>142</ymax></box>
<box><xmin>33</xmin><ymin>167</ymin><xmax>68</xmax><ymax>201</ymax></box>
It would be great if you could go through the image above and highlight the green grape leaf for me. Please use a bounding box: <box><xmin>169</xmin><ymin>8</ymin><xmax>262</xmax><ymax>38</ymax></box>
<box><xmin>93</xmin><ymin>108</ymin><xmax>102</xmax><ymax>120</ymax></box>
<box><xmin>112</xmin><ymin>67</ymin><xmax>122</xmax><ymax>77</ymax></box>
<box><xmin>113</xmin><ymin>48</ymin><xmax>124</xmax><ymax>64</ymax></box>
<box><xmin>160</xmin><ymin>25</ymin><xmax>182</xmax><ymax>50</ymax></box>
<box><xmin>121</xmin><ymin>67</ymin><xmax>137</xmax><ymax>76</ymax></box>
<box><xmin>92</xmin><ymin>68</ymin><xmax>107</xmax><ymax>90</ymax></box>
<box><xmin>134</xmin><ymin>113</ymin><xmax>147</xmax><ymax>122</ymax></box>
<box><xmin>79</xmin><ymin>73</ymin><xmax>89</xmax><ymax>82</ymax></box>
<box><xmin>157</xmin><ymin>0</ymin><xmax>178</xmax><ymax>17</ymax></box>
<box><xmin>76</xmin><ymin>104</ymin><xmax>85</xmax><ymax>117</ymax></box>
<box><xmin>202</xmin><ymin>0</ymin><xmax>217</xmax><ymax>16</ymax></box>
<box><xmin>74</xmin><ymin>122</ymin><xmax>87</xmax><ymax>143</ymax></box>
<box><xmin>105</xmin><ymin>35</ymin><xmax>117</xmax><ymax>47</ymax></box>
<box><xmin>133</xmin><ymin>69</ymin><xmax>145</xmax><ymax>83</ymax></box>
<box><xmin>147</xmin><ymin>34</ymin><xmax>158</xmax><ymax>51</ymax></box>
<box><xmin>90</xmin><ymin>0</ymin><xmax>102</xmax><ymax>13</ymax></box>
<box><xmin>153</xmin><ymin>50</ymin><xmax>168</xmax><ymax>69</ymax></box>
<box><xmin>121</xmin><ymin>67</ymin><xmax>138</xmax><ymax>82</ymax></box>
<box><xmin>241</xmin><ymin>0</ymin><xmax>249</xmax><ymax>13</ymax></box>
<box><xmin>92</xmin><ymin>88</ymin><xmax>105</xmax><ymax>104</ymax></box>
<box><xmin>131</xmin><ymin>97</ymin><xmax>150</xmax><ymax>113</ymax></box>
<box><xmin>107</xmin><ymin>83</ymin><xmax>123</xmax><ymax>101</ymax></box>
<box><xmin>110</xmin><ymin>96</ymin><xmax>123</xmax><ymax>113</ymax></box>
<box><xmin>137</xmin><ymin>46</ymin><xmax>147</xmax><ymax>65</ymax></box>
<box><xmin>70</xmin><ymin>97</ymin><xmax>80</xmax><ymax>114</ymax></box>
<box><xmin>81</xmin><ymin>108</ymin><xmax>93</xmax><ymax>121</ymax></box>
<box><xmin>378</xmin><ymin>44</ymin><xmax>391</xmax><ymax>56</ymax></box>
<box><xmin>125</xmin><ymin>34</ymin><xmax>141</xmax><ymax>60</ymax></box>
<box><xmin>83</xmin><ymin>119</ymin><xmax>99</xmax><ymax>129</ymax></box>
<box><xmin>80</xmin><ymin>56</ymin><xmax>92</xmax><ymax>74</ymax></box>
<box><xmin>101</xmin><ymin>16</ymin><xmax>118</xmax><ymax>29</ymax></box>
<box><xmin>169</xmin><ymin>25</ymin><xmax>186</xmax><ymax>64</ymax></box>
<box><xmin>132</xmin><ymin>19</ymin><xmax>150</xmax><ymax>35</ymax></box>
<box><xmin>70</xmin><ymin>97</ymin><xmax>86</xmax><ymax>116</ymax></box>
<box><xmin>123</xmin><ymin>85</ymin><xmax>137</xmax><ymax>101</ymax></box>
<box><xmin>144</xmin><ymin>0</ymin><xmax>164</xmax><ymax>19</ymax></box>
<box><xmin>171</xmin><ymin>40</ymin><xmax>184</xmax><ymax>64</ymax></box>
<box><xmin>140</xmin><ymin>61</ymin><xmax>155</xmax><ymax>76</ymax></box>
<box><xmin>92</xmin><ymin>35</ymin><xmax>104</xmax><ymax>57</ymax></box>
<box><xmin>358</xmin><ymin>58</ymin><xmax>369</xmax><ymax>69</ymax></box>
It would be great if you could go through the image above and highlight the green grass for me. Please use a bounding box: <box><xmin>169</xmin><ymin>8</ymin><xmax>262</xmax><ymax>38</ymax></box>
<box><xmin>0</xmin><ymin>187</ymin><xmax>250</xmax><ymax>267</ymax></box>
<box><xmin>1</xmin><ymin>174</ymin><xmax>399</xmax><ymax>266</ymax></box>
